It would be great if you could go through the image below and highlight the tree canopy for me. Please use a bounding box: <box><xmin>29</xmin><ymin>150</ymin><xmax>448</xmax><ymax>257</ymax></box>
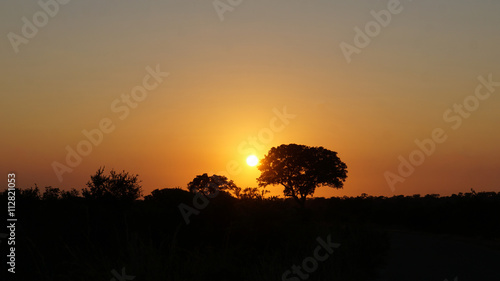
<box><xmin>257</xmin><ymin>143</ymin><xmax>347</xmax><ymax>207</ymax></box>
<box><xmin>187</xmin><ymin>173</ymin><xmax>238</xmax><ymax>197</ymax></box>
<box><xmin>82</xmin><ymin>167</ymin><xmax>143</xmax><ymax>201</ymax></box>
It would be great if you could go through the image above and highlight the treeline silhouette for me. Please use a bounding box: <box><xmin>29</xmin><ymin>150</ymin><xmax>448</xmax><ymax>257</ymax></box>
<box><xmin>2</xmin><ymin>169</ymin><xmax>499</xmax><ymax>280</ymax></box>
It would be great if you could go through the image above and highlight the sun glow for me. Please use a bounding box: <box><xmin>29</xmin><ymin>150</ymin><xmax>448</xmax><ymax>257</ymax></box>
<box><xmin>246</xmin><ymin>155</ymin><xmax>259</xmax><ymax>167</ymax></box>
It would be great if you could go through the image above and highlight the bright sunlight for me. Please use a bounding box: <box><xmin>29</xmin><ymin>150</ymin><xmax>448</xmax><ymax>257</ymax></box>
<box><xmin>246</xmin><ymin>155</ymin><xmax>259</xmax><ymax>167</ymax></box>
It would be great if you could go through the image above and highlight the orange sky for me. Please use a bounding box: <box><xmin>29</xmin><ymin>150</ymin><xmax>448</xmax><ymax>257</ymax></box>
<box><xmin>1</xmin><ymin>0</ymin><xmax>500</xmax><ymax>197</ymax></box>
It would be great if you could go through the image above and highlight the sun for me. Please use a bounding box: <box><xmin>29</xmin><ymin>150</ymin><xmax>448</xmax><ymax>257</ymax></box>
<box><xmin>246</xmin><ymin>155</ymin><xmax>259</xmax><ymax>167</ymax></box>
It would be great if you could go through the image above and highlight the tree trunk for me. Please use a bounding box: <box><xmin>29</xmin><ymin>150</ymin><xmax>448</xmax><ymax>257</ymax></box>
<box><xmin>292</xmin><ymin>195</ymin><xmax>306</xmax><ymax>208</ymax></box>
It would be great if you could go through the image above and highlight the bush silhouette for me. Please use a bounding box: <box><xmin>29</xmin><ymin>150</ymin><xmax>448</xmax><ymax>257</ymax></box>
<box><xmin>82</xmin><ymin>167</ymin><xmax>143</xmax><ymax>201</ymax></box>
<box><xmin>144</xmin><ymin>187</ymin><xmax>192</xmax><ymax>203</ymax></box>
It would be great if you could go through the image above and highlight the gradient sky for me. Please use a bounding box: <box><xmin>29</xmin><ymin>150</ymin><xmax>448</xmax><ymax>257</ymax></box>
<box><xmin>1</xmin><ymin>0</ymin><xmax>500</xmax><ymax>198</ymax></box>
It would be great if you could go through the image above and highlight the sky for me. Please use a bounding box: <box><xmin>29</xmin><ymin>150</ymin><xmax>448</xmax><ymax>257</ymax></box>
<box><xmin>1</xmin><ymin>0</ymin><xmax>500</xmax><ymax>198</ymax></box>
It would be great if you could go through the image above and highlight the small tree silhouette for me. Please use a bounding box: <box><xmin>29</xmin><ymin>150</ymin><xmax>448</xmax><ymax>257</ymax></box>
<box><xmin>82</xmin><ymin>167</ymin><xmax>142</xmax><ymax>201</ymax></box>
<box><xmin>61</xmin><ymin>188</ymin><xmax>81</xmax><ymax>200</ymax></box>
<box><xmin>144</xmin><ymin>187</ymin><xmax>190</xmax><ymax>202</ymax></box>
<box><xmin>42</xmin><ymin>186</ymin><xmax>61</xmax><ymax>200</ymax></box>
<box><xmin>187</xmin><ymin>173</ymin><xmax>238</xmax><ymax>197</ymax></box>
<box><xmin>257</xmin><ymin>143</ymin><xmax>347</xmax><ymax>207</ymax></box>
<box><xmin>19</xmin><ymin>185</ymin><xmax>41</xmax><ymax>200</ymax></box>
<box><xmin>239</xmin><ymin>187</ymin><xmax>269</xmax><ymax>200</ymax></box>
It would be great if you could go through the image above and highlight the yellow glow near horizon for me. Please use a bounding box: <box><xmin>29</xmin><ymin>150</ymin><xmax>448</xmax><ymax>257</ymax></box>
<box><xmin>246</xmin><ymin>155</ymin><xmax>259</xmax><ymax>167</ymax></box>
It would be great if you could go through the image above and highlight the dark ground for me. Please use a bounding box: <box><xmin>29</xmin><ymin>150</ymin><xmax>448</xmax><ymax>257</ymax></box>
<box><xmin>373</xmin><ymin>229</ymin><xmax>500</xmax><ymax>281</ymax></box>
<box><xmin>2</xmin><ymin>189</ymin><xmax>500</xmax><ymax>280</ymax></box>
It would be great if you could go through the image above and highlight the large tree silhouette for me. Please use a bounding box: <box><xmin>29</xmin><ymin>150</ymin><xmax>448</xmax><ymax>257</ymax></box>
<box><xmin>257</xmin><ymin>144</ymin><xmax>347</xmax><ymax>207</ymax></box>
